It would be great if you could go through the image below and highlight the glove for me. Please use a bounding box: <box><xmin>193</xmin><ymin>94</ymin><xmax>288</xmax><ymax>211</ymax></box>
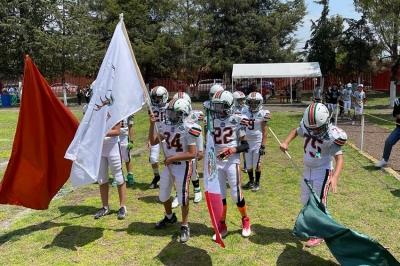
<box><xmin>127</xmin><ymin>141</ymin><xmax>133</xmax><ymax>150</ymax></box>
<box><xmin>259</xmin><ymin>145</ymin><xmax>266</xmax><ymax>156</ymax></box>
<box><xmin>216</xmin><ymin>148</ymin><xmax>234</xmax><ymax>161</ymax></box>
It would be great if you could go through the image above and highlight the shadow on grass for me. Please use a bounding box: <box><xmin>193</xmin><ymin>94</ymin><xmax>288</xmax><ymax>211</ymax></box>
<box><xmin>362</xmin><ymin>165</ymin><xmax>380</xmax><ymax>172</ymax></box>
<box><xmin>124</xmin><ymin>222</ymin><xmax>211</xmax><ymax>238</ymax></box>
<box><xmin>57</xmin><ymin>205</ymin><xmax>101</xmax><ymax>218</ymax></box>
<box><xmin>127</xmin><ymin>181</ymin><xmax>157</xmax><ymax>192</ymax></box>
<box><xmin>390</xmin><ymin>189</ymin><xmax>400</xmax><ymax>197</ymax></box>
<box><xmin>0</xmin><ymin>221</ymin><xmax>69</xmax><ymax>245</ymax></box>
<box><xmin>136</xmin><ymin>195</ymin><xmax>161</xmax><ymax>204</ymax></box>
<box><xmin>43</xmin><ymin>225</ymin><xmax>104</xmax><ymax>251</ymax></box>
<box><xmin>249</xmin><ymin>224</ymin><xmax>338</xmax><ymax>266</ymax></box>
<box><xmin>154</xmin><ymin>238</ymin><xmax>212</xmax><ymax>266</ymax></box>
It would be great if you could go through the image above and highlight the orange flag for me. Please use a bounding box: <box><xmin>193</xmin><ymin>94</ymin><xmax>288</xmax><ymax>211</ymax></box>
<box><xmin>0</xmin><ymin>55</ymin><xmax>79</xmax><ymax>210</ymax></box>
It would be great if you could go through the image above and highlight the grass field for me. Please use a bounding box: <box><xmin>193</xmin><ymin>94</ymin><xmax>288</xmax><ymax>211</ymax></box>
<box><xmin>0</xmin><ymin>93</ymin><xmax>400</xmax><ymax>265</ymax></box>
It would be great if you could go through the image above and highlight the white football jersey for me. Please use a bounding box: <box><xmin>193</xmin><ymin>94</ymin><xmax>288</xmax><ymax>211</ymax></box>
<box><xmin>120</xmin><ymin>115</ymin><xmax>134</xmax><ymax>136</ymax></box>
<box><xmin>242</xmin><ymin>108</ymin><xmax>271</xmax><ymax>142</ymax></box>
<box><xmin>159</xmin><ymin>121</ymin><xmax>201</xmax><ymax>158</ymax></box>
<box><xmin>206</xmin><ymin>113</ymin><xmax>249</xmax><ymax>164</ymax></box>
<box><xmin>297</xmin><ymin>121</ymin><xmax>347</xmax><ymax>169</ymax></box>
<box><xmin>151</xmin><ymin>104</ymin><xmax>167</xmax><ymax>128</ymax></box>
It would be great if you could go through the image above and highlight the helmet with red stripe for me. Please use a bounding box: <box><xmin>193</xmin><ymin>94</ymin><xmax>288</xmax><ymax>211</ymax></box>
<box><xmin>150</xmin><ymin>86</ymin><xmax>169</xmax><ymax>107</ymax></box>
<box><xmin>211</xmin><ymin>90</ymin><xmax>234</xmax><ymax>120</ymax></box>
<box><xmin>246</xmin><ymin>92</ymin><xmax>263</xmax><ymax>112</ymax></box>
<box><xmin>303</xmin><ymin>103</ymin><xmax>330</xmax><ymax>140</ymax></box>
<box><xmin>165</xmin><ymin>98</ymin><xmax>191</xmax><ymax>125</ymax></box>
<box><xmin>173</xmin><ymin>92</ymin><xmax>191</xmax><ymax>104</ymax></box>
<box><xmin>233</xmin><ymin>91</ymin><xmax>246</xmax><ymax>107</ymax></box>
<box><xmin>209</xmin><ymin>84</ymin><xmax>224</xmax><ymax>100</ymax></box>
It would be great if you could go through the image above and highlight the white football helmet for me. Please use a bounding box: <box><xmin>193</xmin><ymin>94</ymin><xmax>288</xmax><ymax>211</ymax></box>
<box><xmin>210</xmin><ymin>90</ymin><xmax>234</xmax><ymax>120</ymax></box>
<box><xmin>233</xmin><ymin>91</ymin><xmax>246</xmax><ymax>108</ymax></box>
<box><xmin>346</xmin><ymin>83</ymin><xmax>352</xmax><ymax>88</ymax></box>
<box><xmin>150</xmin><ymin>86</ymin><xmax>169</xmax><ymax>107</ymax></box>
<box><xmin>246</xmin><ymin>92</ymin><xmax>263</xmax><ymax>112</ymax></box>
<box><xmin>173</xmin><ymin>92</ymin><xmax>191</xmax><ymax>104</ymax></box>
<box><xmin>165</xmin><ymin>98</ymin><xmax>191</xmax><ymax>125</ymax></box>
<box><xmin>302</xmin><ymin>102</ymin><xmax>330</xmax><ymax>140</ymax></box>
<box><xmin>209</xmin><ymin>84</ymin><xmax>224</xmax><ymax>100</ymax></box>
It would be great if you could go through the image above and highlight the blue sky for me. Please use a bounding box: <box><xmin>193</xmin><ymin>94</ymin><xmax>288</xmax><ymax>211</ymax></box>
<box><xmin>295</xmin><ymin>0</ymin><xmax>361</xmax><ymax>50</ymax></box>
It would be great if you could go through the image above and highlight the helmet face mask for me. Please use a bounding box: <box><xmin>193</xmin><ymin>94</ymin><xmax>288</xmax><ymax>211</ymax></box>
<box><xmin>236</xmin><ymin>98</ymin><xmax>245</xmax><ymax>107</ymax></box>
<box><xmin>210</xmin><ymin>91</ymin><xmax>234</xmax><ymax>120</ymax></box>
<box><xmin>151</xmin><ymin>86</ymin><xmax>169</xmax><ymax>107</ymax></box>
<box><xmin>165</xmin><ymin>98</ymin><xmax>190</xmax><ymax>125</ymax></box>
<box><xmin>303</xmin><ymin>103</ymin><xmax>330</xmax><ymax>140</ymax></box>
<box><xmin>246</xmin><ymin>92</ymin><xmax>263</xmax><ymax>112</ymax></box>
<box><xmin>165</xmin><ymin>109</ymin><xmax>184</xmax><ymax>125</ymax></box>
<box><xmin>232</xmin><ymin>91</ymin><xmax>246</xmax><ymax>107</ymax></box>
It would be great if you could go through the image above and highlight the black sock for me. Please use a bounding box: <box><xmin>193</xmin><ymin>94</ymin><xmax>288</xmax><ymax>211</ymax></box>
<box><xmin>153</xmin><ymin>174</ymin><xmax>160</xmax><ymax>183</ymax></box>
<box><xmin>255</xmin><ymin>171</ymin><xmax>261</xmax><ymax>183</ymax></box>
<box><xmin>192</xmin><ymin>180</ymin><xmax>200</xmax><ymax>189</ymax></box>
<box><xmin>248</xmin><ymin>170</ymin><xmax>254</xmax><ymax>183</ymax></box>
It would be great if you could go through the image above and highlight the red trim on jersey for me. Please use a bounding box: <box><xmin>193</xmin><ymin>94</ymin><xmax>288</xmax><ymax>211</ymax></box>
<box><xmin>189</xmin><ymin>127</ymin><xmax>201</xmax><ymax>137</ymax></box>
<box><xmin>334</xmin><ymin>138</ymin><xmax>346</xmax><ymax>146</ymax></box>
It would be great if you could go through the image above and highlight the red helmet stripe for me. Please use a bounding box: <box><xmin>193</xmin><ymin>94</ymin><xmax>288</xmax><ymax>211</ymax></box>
<box><xmin>169</xmin><ymin>98</ymin><xmax>176</xmax><ymax>107</ymax></box>
<box><xmin>215</xmin><ymin>90</ymin><xmax>224</xmax><ymax>99</ymax></box>
<box><xmin>309</xmin><ymin>103</ymin><xmax>316</xmax><ymax>126</ymax></box>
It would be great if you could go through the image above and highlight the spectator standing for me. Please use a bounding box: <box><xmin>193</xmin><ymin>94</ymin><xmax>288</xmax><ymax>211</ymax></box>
<box><xmin>84</xmin><ymin>86</ymin><xmax>92</xmax><ymax>103</ymax></box>
<box><xmin>296</xmin><ymin>79</ymin><xmax>303</xmax><ymax>103</ymax></box>
<box><xmin>270</xmin><ymin>83</ymin><xmax>276</xmax><ymax>99</ymax></box>
<box><xmin>76</xmin><ymin>87</ymin><xmax>83</xmax><ymax>105</ymax></box>
<box><xmin>312</xmin><ymin>85</ymin><xmax>322</xmax><ymax>103</ymax></box>
<box><xmin>374</xmin><ymin>98</ymin><xmax>400</xmax><ymax>167</ymax></box>
<box><xmin>338</xmin><ymin>84</ymin><xmax>345</xmax><ymax>118</ymax></box>
<box><xmin>342</xmin><ymin>83</ymin><xmax>353</xmax><ymax>120</ymax></box>
<box><xmin>351</xmin><ymin>84</ymin><xmax>365</xmax><ymax>125</ymax></box>
<box><xmin>291</xmin><ymin>84</ymin><xmax>297</xmax><ymax>102</ymax></box>
<box><xmin>261</xmin><ymin>85</ymin><xmax>268</xmax><ymax>104</ymax></box>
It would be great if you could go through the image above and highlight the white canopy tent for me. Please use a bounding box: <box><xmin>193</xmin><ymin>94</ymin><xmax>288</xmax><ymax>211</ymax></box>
<box><xmin>232</xmin><ymin>62</ymin><xmax>323</xmax><ymax>103</ymax></box>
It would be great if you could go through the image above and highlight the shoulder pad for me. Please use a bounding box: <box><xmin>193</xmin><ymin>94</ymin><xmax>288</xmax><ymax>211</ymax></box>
<box><xmin>260</xmin><ymin>110</ymin><xmax>271</xmax><ymax>121</ymax></box>
<box><xmin>186</xmin><ymin>122</ymin><xmax>202</xmax><ymax>137</ymax></box>
<box><xmin>331</xmin><ymin>126</ymin><xmax>347</xmax><ymax>146</ymax></box>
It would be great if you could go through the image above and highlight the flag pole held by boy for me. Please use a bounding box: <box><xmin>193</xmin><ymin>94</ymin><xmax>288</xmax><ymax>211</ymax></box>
<box><xmin>65</xmin><ymin>14</ymin><xmax>145</xmax><ymax>187</ymax></box>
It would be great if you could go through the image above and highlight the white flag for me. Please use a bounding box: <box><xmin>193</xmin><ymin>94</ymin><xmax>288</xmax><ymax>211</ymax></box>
<box><xmin>65</xmin><ymin>17</ymin><xmax>146</xmax><ymax>187</ymax></box>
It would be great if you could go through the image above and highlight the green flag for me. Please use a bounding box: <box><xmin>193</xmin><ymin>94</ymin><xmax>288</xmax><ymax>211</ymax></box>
<box><xmin>293</xmin><ymin>179</ymin><xmax>399</xmax><ymax>266</ymax></box>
